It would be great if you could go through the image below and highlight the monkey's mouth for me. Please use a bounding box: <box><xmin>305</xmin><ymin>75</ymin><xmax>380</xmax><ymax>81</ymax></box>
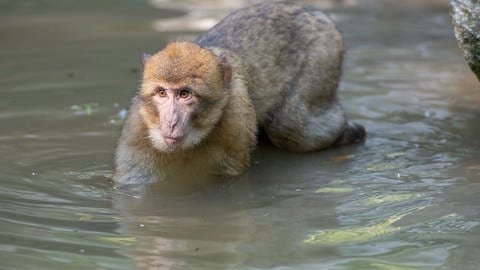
<box><xmin>163</xmin><ymin>136</ymin><xmax>183</xmax><ymax>145</ymax></box>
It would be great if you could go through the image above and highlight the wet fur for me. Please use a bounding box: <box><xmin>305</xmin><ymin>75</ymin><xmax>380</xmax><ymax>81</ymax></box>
<box><xmin>195</xmin><ymin>1</ymin><xmax>365</xmax><ymax>152</ymax></box>
<box><xmin>114</xmin><ymin>1</ymin><xmax>365</xmax><ymax>185</ymax></box>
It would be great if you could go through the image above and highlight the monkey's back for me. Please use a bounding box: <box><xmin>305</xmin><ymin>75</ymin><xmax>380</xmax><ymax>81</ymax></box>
<box><xmin>195</xmin><ymin>1</ymin><xmax>344</xmax><ymax>125</ymax></box>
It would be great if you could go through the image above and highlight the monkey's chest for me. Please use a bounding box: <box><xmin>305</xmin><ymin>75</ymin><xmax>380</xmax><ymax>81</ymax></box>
<box><xmin>157</xmin><ymin>148</ymin><xmax>218</xmax><ymax>181</ymax></box>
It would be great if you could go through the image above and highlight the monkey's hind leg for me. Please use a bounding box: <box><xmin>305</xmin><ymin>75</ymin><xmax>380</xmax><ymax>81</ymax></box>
<box><xmin>263</xmin><ymin>98</ymin><xmax>365</xmax><ymax>153</ymax></box>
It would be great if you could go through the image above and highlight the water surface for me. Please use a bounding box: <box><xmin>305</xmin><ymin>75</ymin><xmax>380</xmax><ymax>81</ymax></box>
<box><xmin>1</xmin><ymin>0</ymin><xmax>480</xmax><ymax>269</ymax></box>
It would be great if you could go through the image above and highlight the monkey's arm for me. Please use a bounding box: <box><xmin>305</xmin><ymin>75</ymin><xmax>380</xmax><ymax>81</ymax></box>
<box><xmin>113</xmin><ymin>100</ymin><xmax>162</xmax><ymax>185</ymax></box>
<box><xmin>113</xmin><ymin>144</ymin><xmax>160</xmax><ymax>185</ymax></box>
<box><xmin>207</xmin><ymin>48</ymin><xmax>258</xmax><ymax>176</ymax></box>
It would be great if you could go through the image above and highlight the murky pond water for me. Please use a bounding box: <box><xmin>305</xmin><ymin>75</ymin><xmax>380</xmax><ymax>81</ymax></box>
<box><xmin>1</xmin><ymin>0</ymin><xmax>480</xmax><ymax>269</ymax></box>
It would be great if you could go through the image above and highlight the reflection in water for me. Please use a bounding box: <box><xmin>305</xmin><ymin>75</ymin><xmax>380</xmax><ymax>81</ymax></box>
<box><xmin>0</xmin><ymin>0</ymin><xmax>480</xmax><ymax>269</ymax></box>
<box><xmin>113</xmin><ymin>145</ymin><xmax>340</xmax><ymax>269</ymax></box>
<box><xmin>114</xmin><ymin>181</ymin><xmax>256</xmax><ymax>269</ymax></box>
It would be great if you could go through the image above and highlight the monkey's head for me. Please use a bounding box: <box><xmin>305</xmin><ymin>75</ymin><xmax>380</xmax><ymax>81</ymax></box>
<box><xmin>138</xmin><ymin>42</ymin><xmax>232</xmax><ymax>153</ymax></box>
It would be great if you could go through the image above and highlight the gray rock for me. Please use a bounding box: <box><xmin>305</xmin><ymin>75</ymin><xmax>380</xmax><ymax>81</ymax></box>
<box><xmin>450</xmin><ymin>0</ymin><xmax>480</xmax><ymax>80</ymax></box>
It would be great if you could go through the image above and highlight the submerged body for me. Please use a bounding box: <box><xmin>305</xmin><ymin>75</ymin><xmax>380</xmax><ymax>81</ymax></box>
<box><xmin>114</xmin><ymin>1</ymin><xmax>365</xmax><ymax>185</ymax></box>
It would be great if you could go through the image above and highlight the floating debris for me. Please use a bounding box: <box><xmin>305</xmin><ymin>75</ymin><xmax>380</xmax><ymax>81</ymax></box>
<box><xmin>75</xmin><ymin>213</ymin><xmax>93</xmax><ymax>221</ymax></box>
<box><xmin>109</xmin><ymin>109</ymin><xmax>128</xmax><ymax>124</ymax></box>
<box><xmin>329</xmin><ymin>154</ymin><xmax>355</xmax><ymax>162</ymax></box>
<box><xmin>96</xmin><ymin>236</ymin><xmax>136</xmax><ymax>246</ymax></box>
<box><xmin>304</xmin><ymin>207</ymin><xmax>426</xmax><ymax>245</ymax></box>
<box><xmin>70</xmin><ymin>103</ymin><xmax>98</xmax><ymax>116</ymax></box>
<box><xmin>386</xmin><ymin>152</ymin><xmax>406</xmax><ymax>159</ymax></box>
<box><xmin>366</xmin><ymin>162</ymin><xmax>399</xmax><ymax>172</ymax></box>
<box><xmin>315</xmin><ymin>187</ymin><xmax>354</xmax><ymax>194</ymax></box>
<box><xmin>359</xmin><ymin>193</ymin><xmax>418</xmax><ymax>206</ymax></box>
<box><xmin>118</xmin><ymin>109</ymin><xmax>128</xmax><ymax>120</ymax></box>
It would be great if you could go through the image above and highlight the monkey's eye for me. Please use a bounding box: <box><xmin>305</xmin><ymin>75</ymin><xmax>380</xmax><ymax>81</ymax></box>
<box><xmin>154</xmin><ymin>87</ymin><xmax>167</xmax><ymax>97</ymax></box>
<box><xmin>179</xmin><ymin>88</ymin><xmax>192</xmax><ymax>99</ymax></box>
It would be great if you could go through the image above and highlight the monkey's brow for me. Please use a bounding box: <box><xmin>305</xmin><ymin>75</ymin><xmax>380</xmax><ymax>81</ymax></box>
<box><xmin>167</xmin><ymin>86</ymin><xmax>192</xmax><ymax>92</ymax></box>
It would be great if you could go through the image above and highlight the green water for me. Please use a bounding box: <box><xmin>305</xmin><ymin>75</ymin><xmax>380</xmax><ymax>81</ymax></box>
<box><xmin>1</xmin><ymin>0</ymin><xmax>480</xmax><ymax>269</ymax></box>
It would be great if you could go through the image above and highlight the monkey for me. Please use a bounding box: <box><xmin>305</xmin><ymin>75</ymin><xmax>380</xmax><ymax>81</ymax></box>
<box><xmin>113</xmin><ymin>1</ymin><xmax>365</xmax><ymax>185</ymax></box>
<box><xmin>114</xmin><ymin>42</ymin><xmax>257</xmax><ymax>185</ymax></box>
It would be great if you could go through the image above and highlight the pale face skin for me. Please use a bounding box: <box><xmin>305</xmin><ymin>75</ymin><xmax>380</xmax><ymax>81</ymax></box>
<box><xmin>151</xmin><ymin>85</ymin><xmax>193</xmax><ymax>151</ymax></box>
<box><xmin>135</xmin><ymin>42</ymin><xmax>230</xmax><ymax>155</ymax></box>
<box><xmin>142</xmin><ymin>83</ymin><xmax>210</xmax><ymax>152</ymax></box>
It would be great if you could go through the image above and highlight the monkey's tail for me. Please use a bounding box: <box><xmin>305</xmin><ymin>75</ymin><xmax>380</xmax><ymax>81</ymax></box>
<box><xmin>334</xmin><ymin>121</ymin><xmax>366</xmax><ymax>146</ymax></box>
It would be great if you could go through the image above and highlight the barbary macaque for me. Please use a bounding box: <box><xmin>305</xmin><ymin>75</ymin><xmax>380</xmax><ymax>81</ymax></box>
<box><xmin>114</xmin><ymin>1</ymin><xmax>365</xmax><ymax>185</ymax></box>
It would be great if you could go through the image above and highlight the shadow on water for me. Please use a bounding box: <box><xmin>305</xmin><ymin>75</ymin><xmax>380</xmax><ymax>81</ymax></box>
<box><xmin>0</xmin><ymin>0</ymin><xmax>480</xmax><ymax>269</ymax></box>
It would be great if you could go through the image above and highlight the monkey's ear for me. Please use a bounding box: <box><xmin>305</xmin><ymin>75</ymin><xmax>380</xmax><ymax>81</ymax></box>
<box><xmin>218</xmin><ymin>54</ymin><xmax>232</xmax><ymax>88</ymax></box>
<box><xmin>141</xmin><ymin>53</ymin><xmax>152</xmax><ymax>65</ymax></box>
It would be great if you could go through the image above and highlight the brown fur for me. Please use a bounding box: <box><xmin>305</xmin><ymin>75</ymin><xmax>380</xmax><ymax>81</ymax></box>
<box><xmin>114</xmin><ymin>1</ymin><xmax>364</xmax><ymax>185</ymax></box>
<box><xmin>142</xmin><ymin>42</ymin><xmax>223</xmax><ymax>90</ymax></box>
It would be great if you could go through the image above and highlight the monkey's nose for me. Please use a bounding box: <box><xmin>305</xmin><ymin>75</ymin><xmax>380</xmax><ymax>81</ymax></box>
<box><xmin>169</xmin><ymin>121</ymin><xmax>177</xmax><ymax>132</ymax></box>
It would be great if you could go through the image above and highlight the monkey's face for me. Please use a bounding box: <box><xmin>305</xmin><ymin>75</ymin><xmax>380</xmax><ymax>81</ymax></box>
<box><xmin>139</xmin><ymin>81</ymin><xmax>219</xmax><ymax>152</ymax></box>
<box><xmin>138</xmin><ymin>42</ymin><xmax>230</xmax><ymax>153</ymax></box>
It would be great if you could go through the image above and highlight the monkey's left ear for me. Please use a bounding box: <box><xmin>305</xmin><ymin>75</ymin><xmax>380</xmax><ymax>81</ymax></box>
<box><xmin>218</xmin><ymin>55</ymin><xmax>232</xmax><ymax>88</ymax></box>
<box><xmin>141</xmin><ymin>53</ymin><xmax>152</xmax><ymax>65</ymax></box>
